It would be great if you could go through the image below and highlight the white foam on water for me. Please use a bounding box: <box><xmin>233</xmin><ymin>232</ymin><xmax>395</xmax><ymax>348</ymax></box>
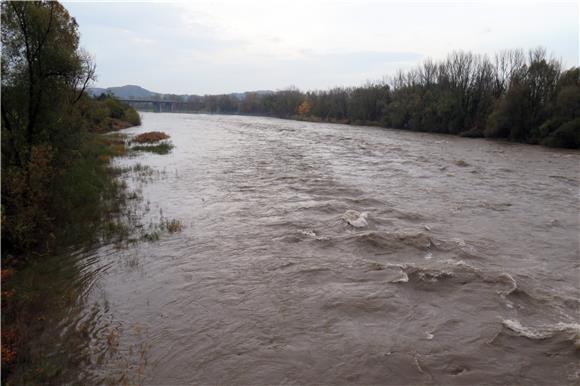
<box><xmin>391</xmin><ymin>272</ymin><xmax>409</xmax><ymax>283</ymax></box>
<box><xmin>298</xmin><ymin>229</ymin><xmax>330</xmax><ymax>241</ymax></box>
<box><xmin>503</xmin><ymin>319</ymin><xmax>552</xmax><ymax>339</ymax></box>
<box><xmin>502</xmin><ymin>319</ymin><xmax>580</xmax><ymax>344</ymax></box>
<box><xmin>342</xmin><ymin>210</ymin><xmax>369</xmax><ymax>228</ymax></box>
<box><xmin>443</xmin><ymin>259</ymin><xmax>479</xmax><ymax>272</ymax></box>
<box><xmin>299</xmin><ymin>229</ymin><xmax>317</xmax><ymax>238</ymax></box>
<box><xmin>386</xmin><ymin>265</ymin><xmax>409</xmax><ymax>283</ymax></box>
<box><xmin>496</xmin><ymin>273</ymin><xmax>518</xmax><ymax>296</ymax></box>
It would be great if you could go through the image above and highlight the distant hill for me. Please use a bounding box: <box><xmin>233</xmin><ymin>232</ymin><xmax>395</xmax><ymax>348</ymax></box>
<box><xmin>87</xmin><ymin>87</ymin><xmax>107</xmax><ymax>97</ymax></box>
<box><xmin>87</xmin><ymin>85</ymin><xmax>158</xmax><ymax>99</ymax></box>
<box><xmin>87</xmin><ymin>85</ymin><xmax>273</xmax><ymax>101</ymax></box>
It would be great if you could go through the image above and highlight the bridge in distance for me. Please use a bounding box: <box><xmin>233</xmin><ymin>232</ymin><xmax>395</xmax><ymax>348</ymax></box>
<box><xmin>118</xmin><ymin>99</ymin><xmax>183</xmax><ymax>113</ymax></box>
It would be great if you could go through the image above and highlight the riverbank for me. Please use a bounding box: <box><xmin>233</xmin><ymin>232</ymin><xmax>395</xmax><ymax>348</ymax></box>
<box><xmin>1</xmin><ymin>3</ymin><xmax>146</xmax><ymax>380</ymax></box>
<box><xmin>1</xmin><ymin>128</ymin><xmax>132</xmax><ymax>383</ymax></box>
<box><xmin>0</xmin><ymin>122</ymin><xmax>187</xmax><ymax>384</ymax></box>
<box><xmin>1</xmin><ymin>95</ymin><xmax>144</xmax><ymax>382</ymax></box>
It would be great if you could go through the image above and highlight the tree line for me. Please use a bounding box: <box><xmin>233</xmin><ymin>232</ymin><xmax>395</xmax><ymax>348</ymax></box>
<box><xmin>174</xmin><ymin>49</ymin><xmax>579</xmax><ymax>148</ymax></box>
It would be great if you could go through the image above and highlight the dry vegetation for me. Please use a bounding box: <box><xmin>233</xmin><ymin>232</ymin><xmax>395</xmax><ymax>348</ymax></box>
<box><xmin>162</xmin><ymin>218</ymin><xmax>185</xmax><ymax>233</ymax></box>
<box><xmin>130</xmin><ymin>132</ymin><xmax>174</xmax><ymax>154</ymax></box>
<box><xmin>134</xmin><ymin>131</ymin><xmax>170</xmax><ymax>144</ymax></box>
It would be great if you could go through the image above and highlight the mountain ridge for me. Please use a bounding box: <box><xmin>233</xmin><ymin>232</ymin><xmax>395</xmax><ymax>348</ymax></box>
<box><xmin>87</xmin><ymin>85</ymin><xmax>273</xmax><ymax>100</ymax></box>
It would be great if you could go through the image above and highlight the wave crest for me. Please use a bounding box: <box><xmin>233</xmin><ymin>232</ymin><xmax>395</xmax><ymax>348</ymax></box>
<box><xmin>502</xmin><ymin>319</ymin><xmax>580</xmax><ymax>347</ymax></box>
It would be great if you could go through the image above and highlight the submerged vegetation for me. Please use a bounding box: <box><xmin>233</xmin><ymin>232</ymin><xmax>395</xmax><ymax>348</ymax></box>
<box><xmin>175</xmin><ymin>48</ymin><xmax>579</xmax><ymax>148</ymax></box>
<box><xmin>162</xmin><ymin>218</ymin><xmax>185</xmax><ymax>233</ymax></box>
<box><xmin>131</xmin><ymin>142</ymin><xmax>174</xmax><ymax>155</ymax></box>
<box><xmin>130</xmin><ymin>131</ymin><xmax>174</xmax><ymax>154</ymax></box>
<box><xmin>140</xmin><ymin>218</ymin><xmax>185</xmax><ymax>242</ymax></box>
<box><xmin>1</xmin><ymin>132</ymin><xmax>132</xmax><ymax>383</ymax></box>
<box><xmin>134</xmin><ymin>131</ymin><xmax>170</xmax><ymax>143</ymax></box>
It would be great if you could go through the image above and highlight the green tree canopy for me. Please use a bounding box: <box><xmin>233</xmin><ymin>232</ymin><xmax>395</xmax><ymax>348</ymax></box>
<box><xmin>1</xmin><ymin>1</ymin><xmax>96</xmax><ymax>254</ymax></box>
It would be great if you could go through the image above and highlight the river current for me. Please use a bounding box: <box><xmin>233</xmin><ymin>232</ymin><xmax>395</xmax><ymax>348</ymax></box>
<box><xmin>65</xmin><ymin>113</ymin><xmax>579</xmax><ymax>384</ymax></box>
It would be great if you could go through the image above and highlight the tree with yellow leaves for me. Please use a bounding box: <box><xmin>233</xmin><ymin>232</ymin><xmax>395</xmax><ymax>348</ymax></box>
<box><xmin>297</xmin><ymin>100</ymin><xmax>311</xmax><ymax>116</ymax></box>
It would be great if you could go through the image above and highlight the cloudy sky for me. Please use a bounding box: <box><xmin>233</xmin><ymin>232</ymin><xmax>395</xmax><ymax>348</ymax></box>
<box><xmin>64</xmin><ymin>0</ymin><xmax>579</xmax><ymax>95</ymax></box>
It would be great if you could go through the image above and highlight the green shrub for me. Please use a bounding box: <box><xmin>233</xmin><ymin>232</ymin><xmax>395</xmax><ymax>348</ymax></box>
<box><xmin>542</xmin><ymin>118</ymin><xmax>580</xmax><ymax>149</ymax></box>
<box><xmin>124</xmin><ymin>107</ymin><xmax>141</xmax><ymax>126</ymax></box>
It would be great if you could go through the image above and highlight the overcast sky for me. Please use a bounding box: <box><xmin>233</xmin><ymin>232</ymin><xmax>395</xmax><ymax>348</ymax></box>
<box><xmin>64</xmin><ymin>0</ymin><xmax>579</xmax><ymax>95</ymax></box>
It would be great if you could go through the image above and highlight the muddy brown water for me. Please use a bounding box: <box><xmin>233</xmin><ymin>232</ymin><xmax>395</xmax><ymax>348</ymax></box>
<box><xmin>65</xmin><ymin>113</ymin><xmax>579</xmax><ymax>384</ymax></box>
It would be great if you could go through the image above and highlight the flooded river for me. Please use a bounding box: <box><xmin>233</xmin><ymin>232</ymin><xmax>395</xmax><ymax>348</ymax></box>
<box><xmin>64</xmin><ymin>113</ymin><xmax>579</xmax><ymax>384</ymax></box>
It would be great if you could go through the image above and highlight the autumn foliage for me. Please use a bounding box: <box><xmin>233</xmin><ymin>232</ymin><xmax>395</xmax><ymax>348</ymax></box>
<box><xmin>297</xmin><ymin>100</ymin><xmax>311</xmax><ymax>116</ymax></box>
<box><xmin>134</xmin><ymin>131</ymin><xmax>170</xmax><ymax>144</ymax></box>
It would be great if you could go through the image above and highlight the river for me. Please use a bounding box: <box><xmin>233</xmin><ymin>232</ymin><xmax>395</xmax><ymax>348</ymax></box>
<box><xmin>61</xmin><ymin>113</ymin><xmax>580</xmax><ymax>384</ymax></box>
